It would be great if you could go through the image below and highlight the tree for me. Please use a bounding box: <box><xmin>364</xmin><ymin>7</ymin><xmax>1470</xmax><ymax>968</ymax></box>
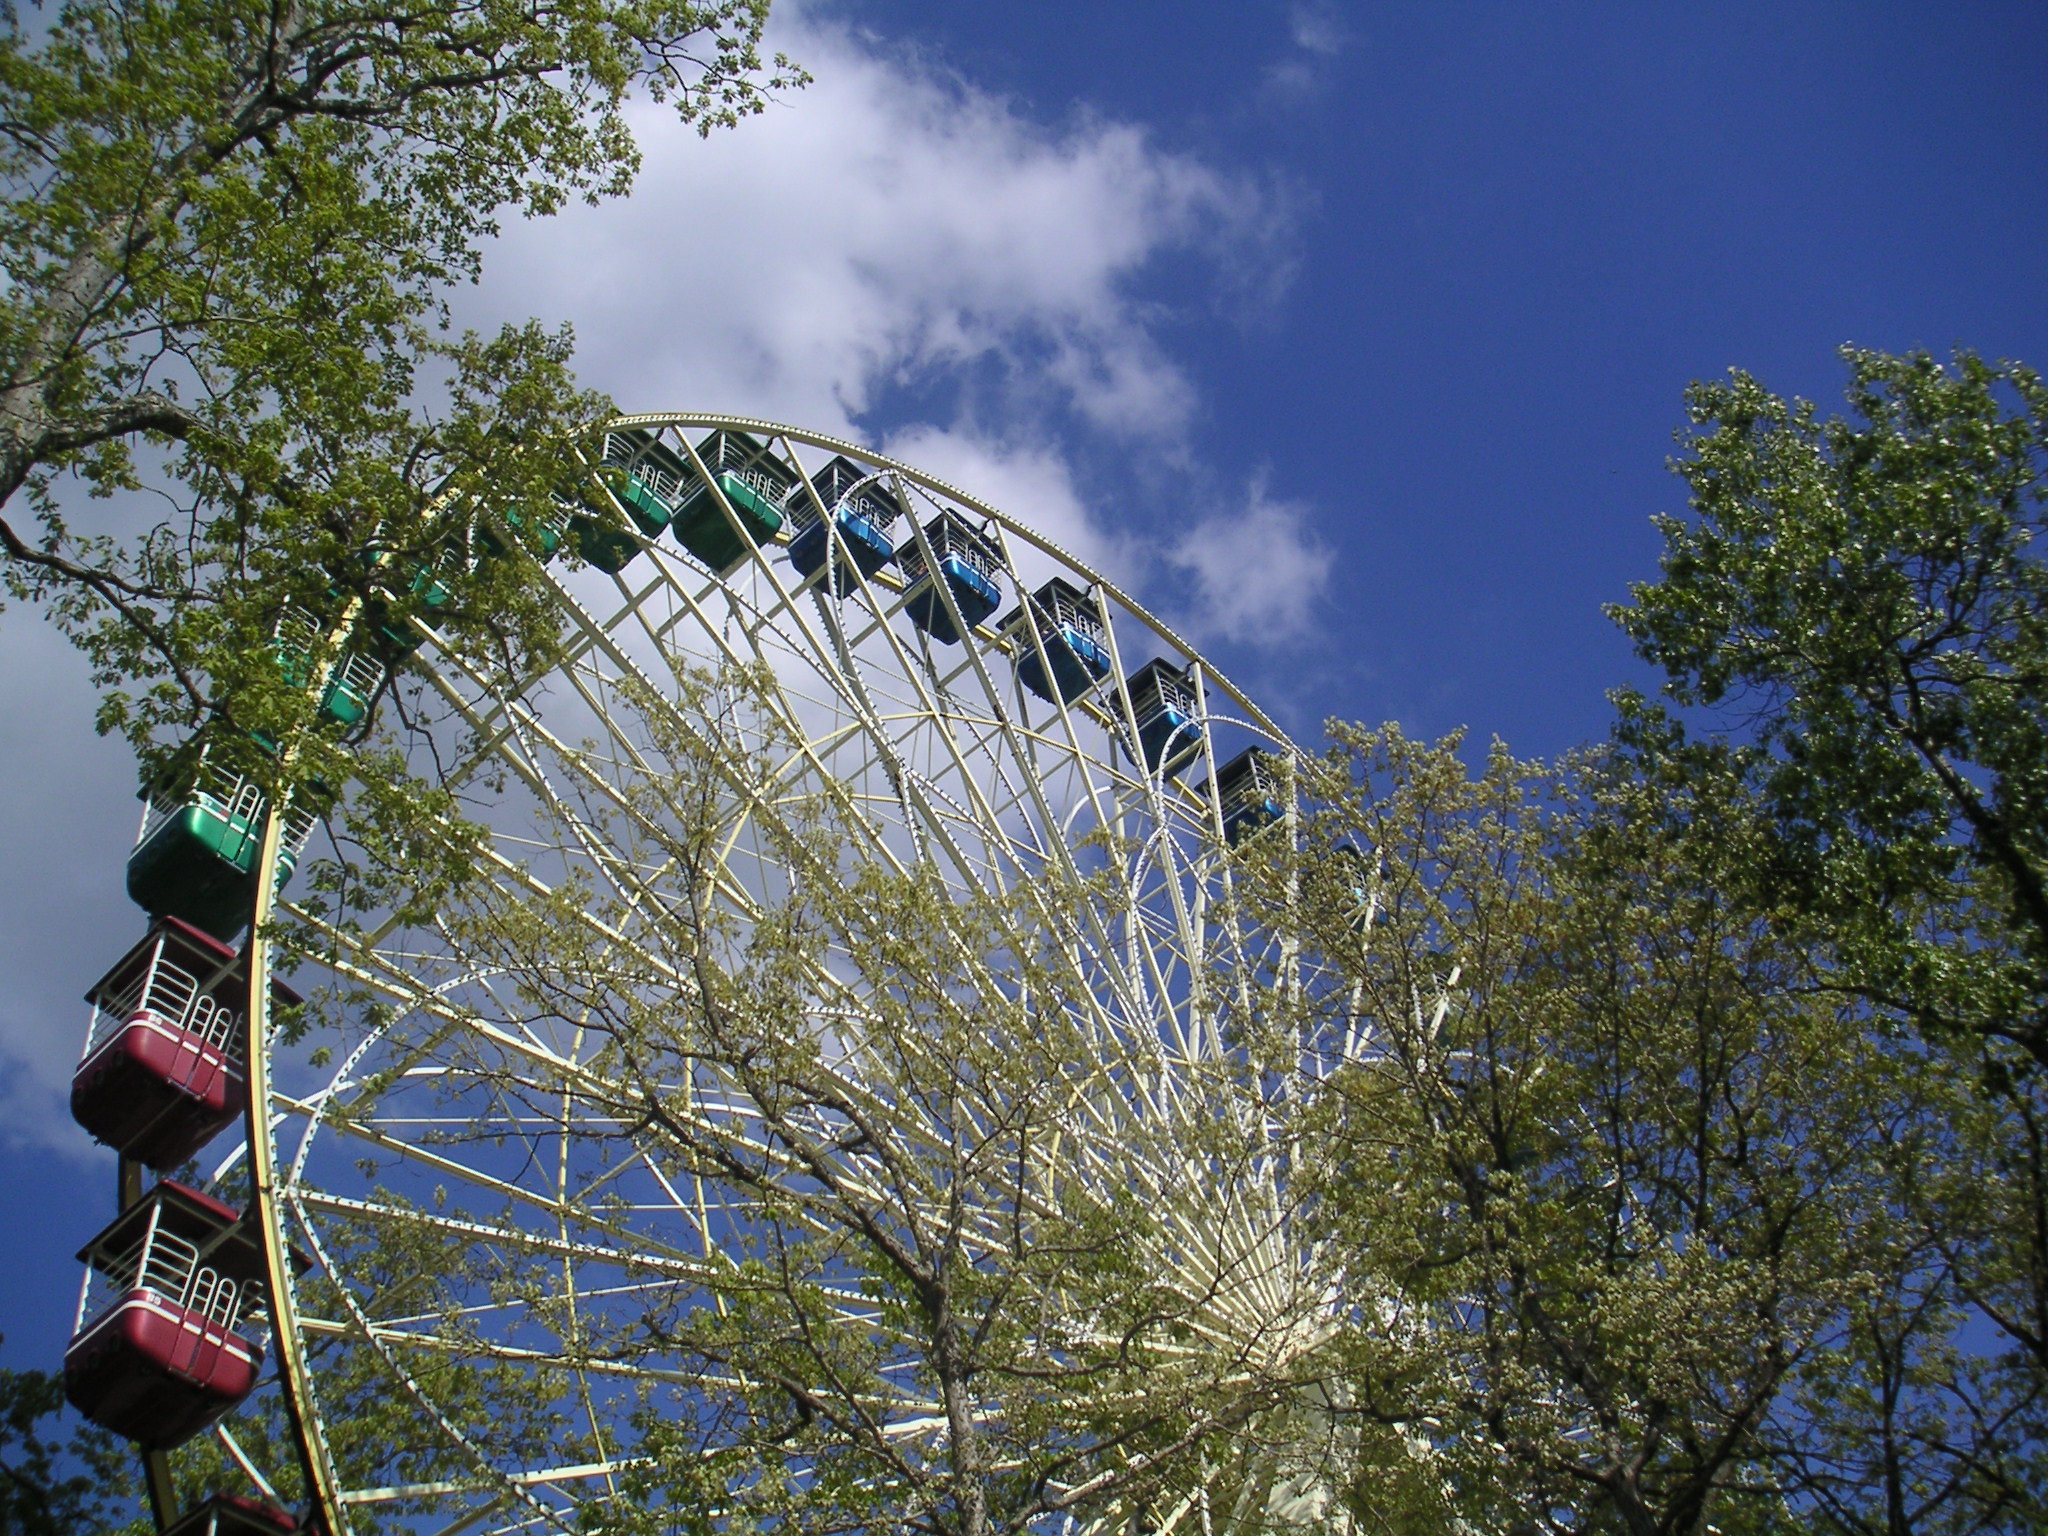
<box><xmin>300</xmin><ymin>664</ymin><xmax>1344</xmax><ymax>1536</ymax></box>
<box><xmin>1243</xmin><ymin>350</ymin><xmax>2048</xmax><ymax>1534</ymax></box>
<box><xmin>0</xmin><ymin>1350</ymin><xmax>139</xmax><ymax>1535</ymax></box>
<box><xmin>1597</xmin><ymin>345</ymin><xmax>2048</xmax><ymax>1535</ymax></box>
<box><xmin>0</xmin><ymin>5</ymin><xmax>797</xmax><ymax>1524</ymax></box>
<box><xmin>1612</xmin><ymin>347</ymin><xmax>2048</xmax><ymax>1071</ymax></box>
<box><xmin>1239</xmin><ymin>727</ymin><xmax>1907</xmax><ymax>1535</ymax></box>
<box><xmin>0</xmin><ymin>0</ymin><xmax>801</xmax><ymax>773</ymax></box>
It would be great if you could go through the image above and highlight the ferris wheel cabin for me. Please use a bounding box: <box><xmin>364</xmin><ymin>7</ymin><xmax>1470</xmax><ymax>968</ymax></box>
<box><xmin>327</xmin><ymin>532</ymin><xmax>465</xmax><ymax>660</ymax></box>
<box><xmin>70</xmin><ymin>918</ymin><xmax>298</xmax><ymax>1169</ymax></box>
<box><xmin>125</xmin><ymin>749</ymin><xmax>324</xmax><ymax>942</ymax></box>
<box><xmin>569</xmin><ymin>428</ymin><xmax>688</xmax><ymax>572</ymax></box>
<box><xmin>473</xmin><ymin>502</ymin><xmax>569</xmax><ymax>565</ymax></box>
<box><xmin>1124</xmin><ymin>658</ymin><xmax>1205</xmax><ymax>776</ymax></box>
<box><xmin>160</xmin><ymin>1493</ymin><xmax>299</xmax><ymax>1536</ymax></box>
<box><xmin>365</xmin><ymin>501</ymin><xmax>570</xmax><ymax>653</ymax></box>
<box><xmin>1205</xmin><ymin>747</ymin><xmax>1285</xmax><ymax>845</ymax></box>
<box><xmin>1008</xmin><ymin>577</ymin><xmax>1114</xmax><ymax>705</ymax></box>
<box><xmin>64</xmin><ymin>1181</ymin><xmax>305</xmax><ymax>1449</ymax></box>
<box><xmin>787</xmin><ymin>455</ymin><xmax>903</xmax><ymax>594</ymax></box>
<box><xmin>670</xmin><ymin>430</ymin><xmax>793</xmax><ymax>573</ymax></box>
<box><xmin>900</xmin><ymin>511</ymin><xmax>1005</xmax><ymax>644</ymax></box>
<box><xmin>272</xmin><ymin>609</ymin><xmax>386</xmax><ymax>729</ymax></box>
<box><xmin>1331</xmin><ymin>841</ymin><xmax>1373</xmax><ymax>916</ymax></box>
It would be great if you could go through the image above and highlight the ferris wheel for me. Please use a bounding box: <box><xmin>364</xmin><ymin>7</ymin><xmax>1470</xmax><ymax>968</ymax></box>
<box><xmin>56</xmin><ymin>417</ymin><xmax>1350</xmax><ymax>1536</ymax></box>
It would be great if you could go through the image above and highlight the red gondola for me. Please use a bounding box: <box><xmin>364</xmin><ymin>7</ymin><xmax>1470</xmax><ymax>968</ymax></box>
<box><xmin>162</xmin><ymin>1493</ymin><xmax>299</xmax><ymax>1536</ymax></box>
<box><xmin>69</xmin><ymin>917</ymin><xmax>301</xmax><ymax>1170</ymax></box>
<box><xmin>64</xmin><ymin>1181</ymin><xmax>304</xmax><ymax>1448</ymax></box>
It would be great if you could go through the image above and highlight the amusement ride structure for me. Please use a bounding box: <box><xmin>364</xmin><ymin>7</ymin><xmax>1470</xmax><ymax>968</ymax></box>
<box><xmin>51</xmin><ymin>418</ymin><xmax>1339</xmax><ymax>1536</ymax></box>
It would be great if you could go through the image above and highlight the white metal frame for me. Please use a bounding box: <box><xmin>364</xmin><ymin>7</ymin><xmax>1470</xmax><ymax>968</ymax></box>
<box><xmin>79</xmin><ymin>946</ymin><xmax>245</xmax><ymax>1064</ymax></box>
<box><xmin>162</xmin><ymin>416</ymin><xmax>1356</xmax><ymax>1536</ymax></box>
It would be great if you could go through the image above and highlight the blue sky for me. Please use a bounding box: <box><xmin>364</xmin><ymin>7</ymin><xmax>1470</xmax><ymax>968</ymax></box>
<box><xmin>4</xmin><ymin>0</ymin><xmax>2046</xmax><ymax>1376</ymax></box>
<box><xmin>818</xmin><ymin>0</ymin><xmax>2048</xmax><ymax>751</ymax></box>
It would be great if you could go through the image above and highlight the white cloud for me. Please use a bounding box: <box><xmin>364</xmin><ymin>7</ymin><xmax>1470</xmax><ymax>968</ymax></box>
<box><xmin>875</xmin><ymin>423</ymin><xmax>1127</xmax><ymax>581</ymax></box>
<box><xmin>1167</xmin><ymin>475</ymin><xmax>1333</xmax><ymax>645</ymax></box>
<box><xmin>477</xmin><ymin>14</ymin><xmax>1266</xmax><ymax>449</ymax></box>
<box><xmin>471</xmin><ymin>9</ymin><xmax>1303</xmax><ymax>603</ymax></box>
<box><xmin>1264</xmin><ymin>1</ymin><xmax>1352</xmax><ymax>99</ymax></box>
<box><xmin>1291</xmin><ymin>0</ymin><xmax>1350</xmax><ymax>57</ymax></box>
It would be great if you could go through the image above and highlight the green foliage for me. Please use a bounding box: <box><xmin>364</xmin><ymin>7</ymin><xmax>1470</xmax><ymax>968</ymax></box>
<box><xmin>0</xmin><ymin>1349</ymin><xmax>141</xmax><ymax>1535</ymax></box>
<box><xmin>388</xmin><ymin>666</ymin><xmax>1326</xmax><ymax>1536</ymax></box>
<box><xmin>156</xmin><ymin>1199</ymin><xmax>582</xmax><ymax>1534</ymax></box>
<box><xmin>1583</xmin><ymin>344</ymin><xmax>2048</xmax><ymax>1534</ymax></box>
<box><xmin>1613</xmin><ymin>346</ymin><xmax>2048</xmax><ymax>1066</ymax></box>
<box><xmin>0</xmin><ymin>4</ymin><xmax>800</xmax><ymax>1521</ymax></box>
<box><xmin>1230</xmin><ymin>349</ymin><xmax>2048</xmax><ymax>1534</ymax></box>
<box><xmin>1244</xmin><ymin>729</ymin><xmax>1887</xmax><ymax>1533</ymax></box>
<box><xmin>0</xmin><ymin>0</ymin><xmax>801</xmax><ymax>822</ymax></box>
<box><xmin>0</xmin><ymin>0</ymin><xmax>804</xmax><ymax>976</ymax></box>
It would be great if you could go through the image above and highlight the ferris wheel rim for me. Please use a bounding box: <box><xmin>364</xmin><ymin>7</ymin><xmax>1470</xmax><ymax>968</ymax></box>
<box><xmin>598</xmin><ymin>411</ymin><xmax>1297</xmax><ymax>754</ymax></box>
<box><xmin>220</xmin><ymin>413</ymin><xmax>1325</xmax><ymax>1536</ymax></box>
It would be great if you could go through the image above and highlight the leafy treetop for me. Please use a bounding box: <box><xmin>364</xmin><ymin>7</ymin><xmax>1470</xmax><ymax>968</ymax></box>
<box><xmin>0</xmin><ymin>0</ymin><xmax>801</xmax><ymax>767</ymax></box>
<box><xmin>1614</xmin><ymin>347</ymin><xmax>2048</xmax><ymax>1067</ymax></box>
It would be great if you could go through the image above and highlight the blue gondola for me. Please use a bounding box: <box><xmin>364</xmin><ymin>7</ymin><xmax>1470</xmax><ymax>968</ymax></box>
<box><xmin>1009</xmin><ymin>577</ymin><xmax>1113</xmax><ymax>704</ymax></box>
<box><xmin>787</xmin><ymin>456</ymin><xmax>901</xmax><ymax>595</ymax></box>
<box><xmin>1123</xmin><ymin>658</ymin><xmax>1204</xmax><ymax>777</ymax></box>
<box><xmin>1205</xmin><ymin>746</ymin><xmax>1284</xmax><ymax>845</ymax></box>
<box><xmin>1333</xmin><ymin>841</ymin><xmax>1373</xmax><ymax>916</ymax></box>
<box><xmin>900</xmin><ymin>512</ymin><xmax>1004</xmax><ymax>644</ymax></box>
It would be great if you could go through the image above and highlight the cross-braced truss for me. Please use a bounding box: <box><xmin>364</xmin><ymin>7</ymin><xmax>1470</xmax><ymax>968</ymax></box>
<box><xmin>205</xmin><ymin>418</ymin><xmax>1355</xmax><ymax>1535</ymax></box>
